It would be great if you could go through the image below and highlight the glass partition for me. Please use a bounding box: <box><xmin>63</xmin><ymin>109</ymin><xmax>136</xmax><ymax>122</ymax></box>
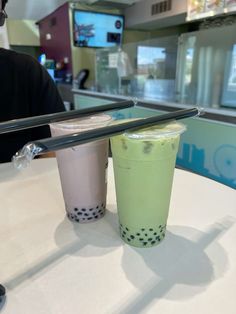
<box><xmin>94</xmin><ymin>23</ymin><xmax>236</xmax><ymax>115</ymax></box>
<box><xmin>95</xmin><ymin>35</ymin><xmax>179</xmax><ymax>101</ymax></box>
<box><xmin>176</xmin><ymin>23</ymin><xmax>236</xmax><ymax>112</ymax></box>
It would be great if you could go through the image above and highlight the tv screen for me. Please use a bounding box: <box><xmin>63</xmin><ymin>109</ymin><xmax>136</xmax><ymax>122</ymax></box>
<box><xmin>73</xmin><ymin>10</ymin><xmax>124</xmax><ymax>48</ymax></box>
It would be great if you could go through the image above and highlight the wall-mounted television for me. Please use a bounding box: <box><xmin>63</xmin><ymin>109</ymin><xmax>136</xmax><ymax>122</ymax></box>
<box><xmin>73</xmin><ymin>10</ymin><xmax>124</xmax><ymax>48</ymax></box>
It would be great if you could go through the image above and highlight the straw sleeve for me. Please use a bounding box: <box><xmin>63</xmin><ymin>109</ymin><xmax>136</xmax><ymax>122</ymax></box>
<box><xmin>0</xmin><ymin>100</ymin><xmax>135</xmax><ymax>134</ymax></box>
<box><xmin>12</xmin><ymin>107</ymin><xmax>203</xmax><ymax>169</ymax></box>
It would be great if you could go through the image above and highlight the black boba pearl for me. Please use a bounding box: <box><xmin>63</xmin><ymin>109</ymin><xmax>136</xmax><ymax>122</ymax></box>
<box><xmin>78</xmin><ymin>212</ymin><xmax>82</xmax><ymax>216</ymax></box>
<box><xmin>156</xmin><ymin>236</ymin><xmax>161</xmax><ymax>241</ymax></box>
<box><xmin>159</xmin><ymin>225</ymin><xmax>162</xmax><ymax>228</ymax></box>
<box><xmin>122</xmin><ymin>234</ymin><xmax>124</xmax><ymax>238</ymax></box>
<box><xmin>94</xmin><ymin>215</ymin><xmax>98</xmax><ymax>219</ymax></box>
<box><xmin>139</xmin><ymin>238</ymin><xmax>144</xmax><ymax>241</ymax></box>
<box><xmin>151</xmin><ymin>241</ymin><xmax>156</xmax><ymax>245</ymax></box>
<box><xmin>74</xmin><ymin>208</ymin><xmax>78</xmax><ymax>212</ymax></box>
<box><xmin>75</xmin><ymin>219</ymin><xmax>80</xmax><ymax>222</ymax></box>
<box><xmin>149</xmin><ymin>228</ymin><xmax>153</xmax><ymax>231</ymax></box>
<box><xmin>101</xmin><ymin>203</ymin><xmax>104</xmax><ymax>207</ymax></box>
<box><xmin>0</xmin><ymin>284</ymin><xmax>5</xmax><ymax>297</ymax></box>
<box><xmin>136</xmin><ymin>233</ymin><xmax>140</xmax><ymax>236</ymax></box>
<box><xmin>82</xmin><ymin>208</ymin><xmax>86</xmax><ymax>212</ymax></box>
<box><xmin>148</xmin><ymin>238</ymin><xmax>153</xmax><ymax>242</ymax></box>
<box><xmin>127</xmin><ymin>238</ymin><xmax>131</xmax><ymax>242</ymax></box>
<box><xmin>120</xmin><ymin>224</ymin><xmax>123</xmax><ymax>227</ymax></box>
<box><xmin>141</xmin><ymin>228</ymin><xmax>145</xmax><ymax>231</ymax></box>
<box><xmin>145</xmin><ymin>234</ymin><xmax>148</xmax><ymax>237</ymax></box>
<box><xmin>154</xmin><ymin>232</ymin><xmax>157</xmax><ymax>235</ymax></box>
<box><xmin>130</xmin><ymin>235</ymin><xmax>135</xmax><ymax>239</ymax></box>
<box><xmin>88</xmin><ymin>217</ymin><xmax>93</xmax><ymax>220</ymax></box>
<box><xmin>143</xmin><ymin>242</ymin><xmax>147</xmax><ymax>246</ymax></box>
<box><xmin>125</xmin><ymin>227</ymin><xmax>129</xmax><ymax>231</ymax></box>
<box><xmin>84</xmin><ymin>213</ymin><xmax>89</xmax><ymax>217</ymax></box>
<box><xmin>96</xmin><ymin>206</ymin><xmax>99</xmax><ymax>209</ymax></box>
<box><xmin>93</xmin><ymin>212</ymin><xmax>96</xmax><ymax>216</ymax></box>
<box><xmin>123</xmin><ymin>231</ymin><xmax>126</xmax><ymax>235</ymax></box>
<box><xmin>89</xmin><ymin>208</ymin><xmax>93</xmax><ymax>211</ymax></box>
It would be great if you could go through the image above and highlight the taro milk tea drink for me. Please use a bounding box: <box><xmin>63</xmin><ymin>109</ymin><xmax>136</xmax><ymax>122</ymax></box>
<box><xmin>50</xmin><ymin>114</ymin><xmax>112</xmax><ymax>223</ymax></box>
<box><xmin>111</xmin><ymin>122</ymin><xmax>186</xmax><ymax>247</ymax></box>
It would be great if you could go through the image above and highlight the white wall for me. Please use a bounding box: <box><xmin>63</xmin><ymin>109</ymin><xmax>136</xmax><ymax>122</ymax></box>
<box><xmin>0</xmin><ymin>23</ymin><xmax>9</xmax><ymax>48</ymax></box>
<box><xmin>124</xmin><ymin>0</ymin><xmax>187</xmax><ymax>29</ymax></box>
<box><xmin>6</xmin><ymin>19</ymin><xmax>40</xmax><ymax>46</ymax></box>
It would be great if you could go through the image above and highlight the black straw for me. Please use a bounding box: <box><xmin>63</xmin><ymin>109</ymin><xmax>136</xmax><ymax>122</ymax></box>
<box><xmin>32</xmin><ymin>107</ymin><xmax>202</xmax><ymax>154</ymax></box>
<box><xmin>0</xmin><ymin>100</ymin><xmax>135</xmax><ymax>134</ymax></box>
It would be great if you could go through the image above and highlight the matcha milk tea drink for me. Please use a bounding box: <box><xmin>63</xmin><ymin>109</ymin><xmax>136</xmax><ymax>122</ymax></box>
<box><xmin>50</xmin><ymin>114</ymin><xmax>112</xmax><ymax>223</ymax></box>
<box><xmin>111</xmin><ymin>122</ymin><xmax>186</xmax><ymax>247</ymax></box>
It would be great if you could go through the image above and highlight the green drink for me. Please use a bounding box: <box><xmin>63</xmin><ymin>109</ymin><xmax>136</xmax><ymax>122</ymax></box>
<box><xmin>110</xmin><ymin>122</ymin><xmax>186</xmax><ymax>248</ymax></box>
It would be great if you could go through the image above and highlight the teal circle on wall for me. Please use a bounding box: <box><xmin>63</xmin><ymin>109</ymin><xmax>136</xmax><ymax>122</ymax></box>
<box><xmin>213</xmin><ymin>145</ymin><xmax>236</xmax><ymax>180</ymax></box>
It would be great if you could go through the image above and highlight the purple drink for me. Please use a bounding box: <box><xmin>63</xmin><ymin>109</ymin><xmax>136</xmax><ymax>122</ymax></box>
<box><xmin>50</xmin><ymin>114</ymin><xmax>112</xmax><ymax>223</ymax></box>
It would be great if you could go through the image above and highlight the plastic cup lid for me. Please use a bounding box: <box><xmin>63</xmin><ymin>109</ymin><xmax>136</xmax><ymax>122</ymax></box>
<box><xmin>51</xmin><ymin>113</ymin><xmax>112</xmax><ymax>131</ymax></box>
<box><xmin>124</xmin><ymin>121</ymin><xmax>186</xmax><ymax>139</ymax></box>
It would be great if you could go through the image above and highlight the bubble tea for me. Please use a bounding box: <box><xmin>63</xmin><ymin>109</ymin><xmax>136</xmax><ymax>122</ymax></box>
<box><xmin>110</xmin><ymin>122</ymin><xmax>186</xmax><ymax>247</ymax></box>
<box><xmin>50</xmin><ymin>114</ymin><xmax>112</xmax><ymax>223</ymax></box>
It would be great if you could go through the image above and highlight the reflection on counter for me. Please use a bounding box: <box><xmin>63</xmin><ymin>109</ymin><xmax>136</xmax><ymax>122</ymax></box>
<box><xmin>144</xmin><ymin>79</ymin><xmax>175</xmax><ymax>102</ymax></box>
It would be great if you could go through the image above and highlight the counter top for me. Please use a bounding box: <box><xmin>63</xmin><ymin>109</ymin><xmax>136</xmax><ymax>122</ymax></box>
<box><xmin>72</xmin><ymin>88</ymin><xmax>236</xmax><ymax>124</ymax></box>
<box><xmin>0</xmin><ymin>158</ymin><xmax>235</xmax><ymax>314</ymax></box>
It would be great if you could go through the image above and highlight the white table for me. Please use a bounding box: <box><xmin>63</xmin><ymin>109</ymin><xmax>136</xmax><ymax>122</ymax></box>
<box><xmin>0</xmin><ymin>158</ymin><xmax>235</xmax><ymax>314</ymax></box>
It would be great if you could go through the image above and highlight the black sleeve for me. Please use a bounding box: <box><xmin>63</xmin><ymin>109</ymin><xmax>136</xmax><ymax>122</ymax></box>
<box><xmin>0</xmin><ymin>51</ymin><xmax>67</xmax><ymax>162</ymax></box>
<box><xmin>26</xmin><ymin>56</ymin><xmax>66</xmax><ymax>140</ymax></box>
<box><xmin>27</xmin><ymin>56</ymin><xmax>65</xmax><ymax>115</ymax></box>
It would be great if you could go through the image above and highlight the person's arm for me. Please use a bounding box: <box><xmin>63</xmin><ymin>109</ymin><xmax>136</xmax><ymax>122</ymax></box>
<box><xmin>27</xmin><ymin>57</ymin><xmax>65</xmax><ymax>114</ymax></box>
<box><xmin>26</xmin><ymin>56</ymin><xmax>66</xmax><ymax>143</ymax></box>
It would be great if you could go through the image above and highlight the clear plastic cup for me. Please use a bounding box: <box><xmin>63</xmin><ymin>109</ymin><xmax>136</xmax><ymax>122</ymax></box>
<box><xmin>110</xmin><ymin>121</ymin><xmax>186</xmax><ymax>247</ymax></box>
<box><xmin>50</xmin><ymin>114</ymin><xmax>112</xmax><ymax>223</ymax></box>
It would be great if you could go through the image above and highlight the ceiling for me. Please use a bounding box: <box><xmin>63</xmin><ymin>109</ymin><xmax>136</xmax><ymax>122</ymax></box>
<box><xmin>5</xmin><ymin>0</ymin><xmax>141</xmax><ymax>20</ymax></box>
